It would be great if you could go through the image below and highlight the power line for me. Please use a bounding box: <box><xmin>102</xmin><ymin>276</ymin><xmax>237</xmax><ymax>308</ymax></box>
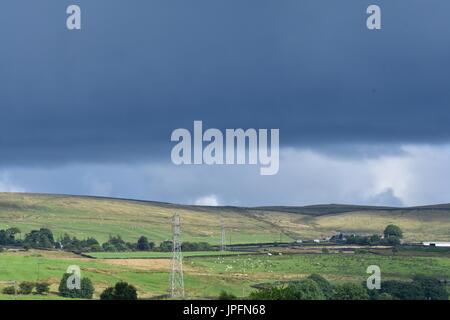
<box><xmin>220</xmin><ymin>219</ymin><xmax>226</xmax><ymax>252</ymax></box>
<box><xmin>169</xmin><ymin>212</ymin><xmax>185</xmax><ymax>298</ymax></box>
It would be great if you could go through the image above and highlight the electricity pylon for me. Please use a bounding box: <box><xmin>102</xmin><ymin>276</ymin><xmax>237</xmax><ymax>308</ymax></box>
<box><xmin>220</xmin><ymin>219</ymin><xmax>226</xmax><ymax>251</ymax></box>
<box><xmin>169</xmin><ymin>213</ymin><xmax>185</xmax><ymax>298</ymax></box>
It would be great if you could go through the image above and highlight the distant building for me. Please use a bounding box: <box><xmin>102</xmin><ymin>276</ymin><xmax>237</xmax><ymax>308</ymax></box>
<box><xmin>422</xmin><ymin>242</ymin><xmax>450</xmax><ymax>248</ymax></box>
<box><xmin>330</xmin><ymin>233</ymin><xmax>356</xmax><ymax>243</ymax></box>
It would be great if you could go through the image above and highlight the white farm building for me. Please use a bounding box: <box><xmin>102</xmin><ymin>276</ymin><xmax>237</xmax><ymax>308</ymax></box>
<box><xmin>422</xmin><ymin>242</ymin><xmax>450</xmax><ymax>248</ymax></box>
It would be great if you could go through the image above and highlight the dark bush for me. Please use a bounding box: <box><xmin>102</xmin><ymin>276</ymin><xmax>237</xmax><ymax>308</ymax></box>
<box><xmin>334</xmin><ymin>283</ymin><xmax>368</xmax><ymax>300</ymax></box>
<box><xmin>24</xmin><ymin>228</ymin><xmax>55</xmax><ymax>249</ymax></box>
<box><xmin>159</xmin><ymin>240</ymin><xmax>173</xmax><ymax>252</ymax></box>
<box><xmin>413</xmin><ymin>275</ymin><xmax>448</xmax><ymax>300</ymax></box>
<box><xmin>101</xmin><ymin>235</ymin><xmax>128</xmax><ymax>252</ymax></box>
<box><xmin>100</xmin><ymin>282</ymin><xmax>137</xmax><ymax>300</ymax></box>
<box><xmin>2</xmin><ymin>286</ymin><xmax>16</xmax><ymax>295</ymax></box>
<box><xmin>137</xmin><ymin>236</ymin><xmax>151</xmax><ymax>251</ymax></box>
<box><xmin>380</xmin><ymin>280</ymin><xmax>425</xmax><ymax>300</ymax></box>
<box><xmin>384</xmin><ymin>225</ymin><xmax>403</xmax><ymax>238</ymax></box>
<box><xmin>58</xmin><ymin>273</ymin><xmax>94</xmax><ymax>299</ymax></box>
<box><xmin>307</xmin><ymin>274</ymin><xmax>334</xmax><ymax>300</ymax></box>
<box><xmin>100</xmin><ymin>287</ymin><xmax>115</xmax><ymax>300</ymax></box>
<box><xmin>35</xmin><ymin>282</ymin><xmax>50</xmax><ymax>295</ymax></box>
<box><xmin>218</xmin><ymin>290</ymin><xmax>237</xmax><ymax>300</ymax></box>
<box><xmin>250</xmin><ymin>279</ymin><xmax>325</xmax><ymax>300</ymax></box>
<box><xmin>18</xmin><ymin>282</ymin><xmax>34</xmax><ymax>295</ymax></box>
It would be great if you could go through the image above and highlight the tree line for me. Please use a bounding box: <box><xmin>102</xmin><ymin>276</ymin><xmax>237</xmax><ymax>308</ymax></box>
<box><xmin>0</xmin><ymin>227</ymin><xmax>214</xmax><ymax>253</ymax></box>
<box><xmin>232</xmin><ymin>273</ymin><xmax>449</xmax><ymax>300</ymax></box>
<box><xmin>2</xmin><ymin>273</ymin><xmax>137</xmax><ymax>300</ymax></box>
<box><xmin>331</xmin><ymin>224</ymin><xmax>404</xmax><ymax>246</ymax></box>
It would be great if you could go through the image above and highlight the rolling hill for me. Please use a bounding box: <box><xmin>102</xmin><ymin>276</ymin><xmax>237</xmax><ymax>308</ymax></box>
<box><xmin>0</xmin><ymin>192</ymin><xmax>449</xmax><ymax>243</ymax></box>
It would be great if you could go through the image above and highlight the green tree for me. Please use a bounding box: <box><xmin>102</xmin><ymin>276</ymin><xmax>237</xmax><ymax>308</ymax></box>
<box><xmin>249</xmin><ymin>286</ymin><xmax>288</xmax><ymax>300</ymax></box>
<box><xmin>159</xmin><ymin>240</ymin><xmax>173</xmax><ymax>252</ymax></box>
<box><xmin>2</xmin><ymin>286</ymin><xmax>16</xmax><ymax>295</ymax></box>
<box><xmin>413</xmin><ymin>275</ymin><xmax>448</xmax><ymax>300</ymax></box>
<box><xmin>218</xmin><ymin>290</ymin><xmax>237</xmax><ymax>300</ymax></box>
<box><xmin>377</xmin><ymin>293</ymin><xmax>394</xmax><ymax>300</ymax></box>
<box><xmin>334</xmin><ymin>283</ymin><xmax>368</xmax><ymax>300</ymax></box>
<box><xmin>113</xmin><ymin>282</ymin><xmax>137</xmax><ymax>300</ymax></box>
<box><xmin>384</xmin><ymin>225</ymin><xmax>403</xmax><ymax>238</ymax></box>
<box><xmin>100</xmin><ymin>282</ymin><xmax>137</xmax><ymax>300</ymax></box>
<box><xmin>58</xmin><ymin>273</ymin><xmax>94</xmax><ymax>299</ymax></box>
<box><xmin>79</xmin><ymin>278</ymin><xmax>95</xmax><ymax>299</ymax></box>
<box><xmin>0</xmin><ymin>227</ymin><xmax>22</xmax><ymax>246</ymax></box>
<box><xmin>35</xmin><ymin>282</ymin><xmax>50</xmax><ymax>295</ymax></box>
<box><xmin>18</xmin><ymin>282</ymin><xmax>34</xmax><ymax>295</ymax></box>
<box><xmin>24</xmin><ymin>228</ymin><xmax>55</xmax><ymax>248</ymax></box>
<box><xmin>100</xmin><ymin>287</ymin><xmax>115</xmax><ymax>300</ymax></box>
<box><xmin>137</xmin><ymin>236</ymin><xmax>151</xmax><ymax>251</ymax></box>
<box><xmin>102</xmin><ymin>242</ymin><xmax>117</xmax><ymax>252</ymax></box>
<box><xmin>102</xmin><ymin>235</ymin><xmax>128</xmax><ymax>251</ymax></box>
<box><xmin>250</xmin><ymin>279</ymin><xmax>325</xmax><ymax>300</ymax></box>
<box><xmin>369</xmin><ymin>234</ymin><xmax>381</xmax><ymax>245</ymax></box>
<box><xmin>307</xmin><ymin>274</ymin><xmax>334</xmax><ymax>300</ymax></box>
<box><xmin>380</xmin><ymin>280</ymin><xmax>424</xmax><ymax>300</ymax></box>
<box><xmin>286</xmin><ymin>279</ymin><xmax>326</xmax><ymax>300</ymax></box>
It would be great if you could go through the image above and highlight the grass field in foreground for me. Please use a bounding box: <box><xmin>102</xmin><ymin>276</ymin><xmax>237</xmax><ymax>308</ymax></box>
<box><xmin>0</xmin><ymin>250</ymin><xmax>449</xmax><ymax>299</ymax></box>
<box><xmin>86</xmin><ymin>251</ymin><xmax>246</xmax><ymax>259</ymax></box>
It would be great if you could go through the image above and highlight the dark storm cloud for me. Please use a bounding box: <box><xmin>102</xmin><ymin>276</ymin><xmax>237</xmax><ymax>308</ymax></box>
<box><xmin>1</xmin><ymin>0</ymin><xmax>450</xmax><ymax>165</ymax></box>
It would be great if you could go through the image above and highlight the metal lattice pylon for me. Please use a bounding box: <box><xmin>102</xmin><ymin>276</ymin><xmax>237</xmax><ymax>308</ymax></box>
<box><xmin>220</xmin><ymin>219</ymin><xmax>226</xmax><ymax>251</ymax></box>
<box><xmin>169</xmin><ymin>213</ymin><xmax>185</xmax><ymax>298</ymax></box>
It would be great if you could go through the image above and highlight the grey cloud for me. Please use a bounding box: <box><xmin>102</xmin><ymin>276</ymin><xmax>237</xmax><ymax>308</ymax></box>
<box><xmin>366</xmin><ymin>188</ymin><xmax>403</xmax><ymax>207</ymax></box>
<box><xmin>4</xmin><ymin>145</ymin><xmax>450</xmax><ymax>207</ymax></box>
<box><xmin>0</xmin><ymin>1</ymin><xmax>450</xmax><ymax>166</ymax></box>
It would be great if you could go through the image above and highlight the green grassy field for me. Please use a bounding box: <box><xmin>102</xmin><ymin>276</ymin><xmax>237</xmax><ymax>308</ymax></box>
<box><xmin>193</xmin><ymin>254</ymin><xmax>450</xmax><ymax>282</ymax></box>
<box><xmin>1</xmin><ymin>249</ymin><xmax>449</xmax><ymax>299</ymax></box>
<box><xmin>0</xmin><ymin>193</ymin><xmax>449</xmax><ymax>243</ymax></box>
<box><xmin>86</xmin><ymin>251</ymin><xmax>246</xmax><ymax>259</ymax></box>
<box><xmin>0</xmin><ymin>250</ymin><xmax>257</xmax><ymax>299</ymax></box>
<box><xmin>1</xmin><ymin>193</ymin><xmax>449</xmax><ymax>300</ymax></box>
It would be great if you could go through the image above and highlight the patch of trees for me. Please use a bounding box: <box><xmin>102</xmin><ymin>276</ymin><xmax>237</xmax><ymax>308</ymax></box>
<box><xmin>218</xmin><ymin>290</ymin><xmax>237</xmax><ymax>300</ymax></box>
<box><xmin>24</xmin><ymin>228</ymin><xmax>55</xmax><ymax>249</ymax></box>
<box><xmin>368</xmin><ymin>275</ymin><xmax>449</xmax><ymax>300</ymax></box>
<box><xmin>1</xmin><ymin>281</ymin><xmax>50</xmax><ymax>295</ymax></box>
<box><xmin>100</xmin><ymin>281</ymin><xmax>138</xmax><ymax>300</ymax></box>
<box><xmin>58</xmin><ymin>273</ymin><xmax>94</xmax><ymax>299</ymax></box>
<box><xmin>182</xmin><ymin>241</ymin><xmax>213</xmax><ymax>251</ymax></box>
<box><xmin>339</xmin><ymin>224</ymin><xmax>403</xmax><ymax>246</ymax></box>
<box><xmin>157</xmin><ymin>241</ymin><xmax>213</xmax><ymax>252</ymax></box>
<box><xmin>98</xmin><ymin>238</ymin><xmax>214</xmax><ymax>252</ymax></box>
<box><xmin>100</xmin><ymin>235</ymin><xmax>156</xmax><ymax>252</ymax></box>
<box><xmin>334</xmin><ymin>283</ymin><xmax>368</xmax><ymax>300</ymax></box>
<box><xmin>249</xmin><ymin>274</ymin><xmax>338</xmax><ymax>300</ymax></box>
<box><xmin>0</xmin><ymin>227</ymin><xmax>21</xmax><ymax>246</ymax></box>
<box><xmin>137</xmin><ymin>236</ymin><xmax>155</xmax><ymax>251</ymax></box>
<box><xmin>101</xmin><ymin>235</ymin><xmax>133</xmax><ymax>252</ymax></box>
<box><xmin>59</xmin><ymin>234</ymin><xmax>102</xmax><ymax>252</ymax></box>
<box><xmin>248</xmin><ymin>273</ymin><xmax>448</xmax><ymax>300</ymax></box>
<box><xmin>0</xmin><ymin>226</ymin><xmax>161</xmax><ymax>253</ymax></box>
<box><xmin>1</xmin><ymin>225</ymin><xmax>213</xmax><ymax>253</ymax></box>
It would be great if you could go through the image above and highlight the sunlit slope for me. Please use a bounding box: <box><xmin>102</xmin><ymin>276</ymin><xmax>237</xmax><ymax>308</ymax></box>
<box><xmin>0</xmin><ymin>193</ymin><xmax>292</xmax><ymax>244</ymax></box>
<box><xmin>0</xmin><ymin>193</ymin><xmax>449</xmax><ymax>243</ymax></box>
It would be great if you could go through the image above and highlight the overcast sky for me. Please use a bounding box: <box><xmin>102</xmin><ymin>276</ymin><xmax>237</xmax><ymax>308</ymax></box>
<box><xmin>1</xmin><ymin>1</ymin><xmax>450</xmax><ymax>207</ymax></box>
